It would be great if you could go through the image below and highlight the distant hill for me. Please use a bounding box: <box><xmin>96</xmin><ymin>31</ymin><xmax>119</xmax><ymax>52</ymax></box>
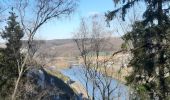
<box><xmin>33</xmin><ymin>37</ymin><xmax>124</xmax><ymax>57</ymax></box>
<box><xmin>0</xmin><ymin>37</ymin><xmax>123</xmax><ymax>57</ymax></box>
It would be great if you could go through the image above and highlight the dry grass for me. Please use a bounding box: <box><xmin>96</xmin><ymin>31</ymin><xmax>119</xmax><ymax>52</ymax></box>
<box><xmin>46</xmin><ymin>52</ymin><xmax>132</xmax><ymax>83</ymax></box>
<box><xmin>47</xmin><ymin>57</ymin><xmax>71</xmax><ymax>69</ymax></box>
<box><xmin>70</xmin><ymin>82</ymin><xmax>89</xmax><ymax>99</ymax></box>
<box><xmin>44</xmin><ymin>68</ymin><xmax>70</xmax><ymax>82</ymax></box>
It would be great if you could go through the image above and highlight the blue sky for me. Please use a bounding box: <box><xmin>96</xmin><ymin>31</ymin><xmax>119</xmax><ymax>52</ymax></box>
<box><xmin>37</xmin><ymin>0</ymin><xmax>115</xmax><ymax>40</ymax></box>
<box><xmin>0</xmin><ymin>0</ymin><xmax>145</xmax><ymax>40</ymax></box>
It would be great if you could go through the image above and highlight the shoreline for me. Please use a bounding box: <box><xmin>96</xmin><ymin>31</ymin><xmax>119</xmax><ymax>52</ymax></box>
<box><xmin>44</xmin><ymin>66</ymin><xmax>89</xmax><ymax>99</ymax></box>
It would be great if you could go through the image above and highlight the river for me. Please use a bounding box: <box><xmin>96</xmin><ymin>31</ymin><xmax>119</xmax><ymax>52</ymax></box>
<box><xmin>60</xmin><ymin>65</ymin><xmax>130</xmax><ymax>100</ymax></box>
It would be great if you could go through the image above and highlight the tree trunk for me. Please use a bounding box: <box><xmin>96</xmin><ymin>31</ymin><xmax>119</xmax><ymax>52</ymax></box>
<box><xmin>157</xmin><ymin>0</ymin><xmax>166</xmax><ymax>99</ymax></box>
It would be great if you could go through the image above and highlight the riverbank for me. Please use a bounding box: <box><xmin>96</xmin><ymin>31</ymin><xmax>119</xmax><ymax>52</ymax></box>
<box><xmin>46</xmin><ymin>52</ymin><xmax>131</xmax><ymax>83</ymax></box>
<box><xmin>44</xmin><ymin>67</ymin><xmax>70</xmax><ymax>82</ymax></box>
<box><xmin>60</xmin><ymin>66</ymin><xmax>129</xmax><ymax>100</ymax></box>
<box><xmin>70</xmin><ymin>81</ymin><xmax>89</xmax><ymax>99</ymax></box>
<box><xmin>44</xmin><ymin>52</ymin><xmax>131</xmax><ymax>99</ymax></box>
<box><xmin>44</xmin><ymin>66</ymin><xmax>89</xmax><ymax>99</ymax></box>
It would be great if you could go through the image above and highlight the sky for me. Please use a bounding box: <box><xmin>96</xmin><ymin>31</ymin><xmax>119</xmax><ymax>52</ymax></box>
<box><xmin>36</xmin><ymin>0</ymin><xmax>115</xmax><ymax>40</ymax></box>
<box><xmin>0</xmin><ymin>0</ymin><xmax>145</xmax><ymax>41</ymax></box>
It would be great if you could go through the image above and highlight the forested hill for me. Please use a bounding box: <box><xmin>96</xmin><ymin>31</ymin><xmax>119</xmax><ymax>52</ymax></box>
<box><xmin>21</xmin><ymin>37</ymin><xmax>123</xmax><ymax>57</ymax></box>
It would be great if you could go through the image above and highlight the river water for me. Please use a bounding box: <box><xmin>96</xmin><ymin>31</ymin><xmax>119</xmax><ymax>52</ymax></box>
<box><xmin>60</xmin><ymin>65</ymin><xmax>130</xmax><ymax>100</ymax></box>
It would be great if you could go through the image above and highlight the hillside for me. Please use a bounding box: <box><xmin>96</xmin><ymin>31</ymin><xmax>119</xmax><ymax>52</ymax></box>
<box><xmin>34</xmin><ymin>37</ymin><xmax>124</xmax><ymax>57</ymax></box>
<box><xmin>17</xmin><ymin>67</ymin><xmax>80</xmax><ymax>100</ymax></box>
<box><xmin>0</xmin><ymin>37</ymin><xmax>123</xmax><ymax>57</ymax></box>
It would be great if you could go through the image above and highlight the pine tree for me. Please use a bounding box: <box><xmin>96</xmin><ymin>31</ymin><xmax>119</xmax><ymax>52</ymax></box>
<box><xmin>2</xmin><ymin>11</ymin><xmax>24</xmax><ymax>61</ymax></box>
<box><xmin>0</xmin><ymin>11</ymin><xmax>24</xmax><ymax>98</ymax></box>
<box><xmin>106</xmin><ymin>0</ymin><xmax>170</xmax><ymax>99</ymax></box>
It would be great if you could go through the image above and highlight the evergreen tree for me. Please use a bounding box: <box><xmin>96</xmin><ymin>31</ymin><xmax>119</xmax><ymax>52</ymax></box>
<box><xmin>2</xmin><ymin>11</ymin><xmax>24</xmax><ymax>61</ymax></box>
<box><xmin>0</xmin><ymin>11</ymin><xmax>24</xmax><ymax>98</ymax></box>
<box><xmin>106</xmin><ymin>0</ymin><xmax>170</xmax><ymax>99</ymax></box>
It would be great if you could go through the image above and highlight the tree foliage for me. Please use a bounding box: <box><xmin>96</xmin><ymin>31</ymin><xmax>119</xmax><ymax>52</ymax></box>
<box><xmin>0</xmin><ymin>11</ymin><xmax>24</xmax><ymax>99</ymax></box>
<box><xmin>106</xmin><ymin>0</ymin><xmax>170</xmax><ymax>99</ymax></box>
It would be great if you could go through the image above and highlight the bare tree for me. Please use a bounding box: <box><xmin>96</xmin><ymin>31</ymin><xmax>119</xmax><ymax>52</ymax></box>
<box><xmin>74</xmin><ymin>17</ymin><xmax>91</xmax><ymax>99</ymax></box>
<box><xmin>73</xmin><ymin>15</ymin><xmax>121</xmax><ymax>100</ymax></box>
<box><xmin>34</xmin><ymin>40</ymin><xmax>58</xmax><ymax>67</ymax></box>
<box><xmin>3</xmin><ymin>0</ymin><xmax>78</xmax><ymax>99</ymax></box>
